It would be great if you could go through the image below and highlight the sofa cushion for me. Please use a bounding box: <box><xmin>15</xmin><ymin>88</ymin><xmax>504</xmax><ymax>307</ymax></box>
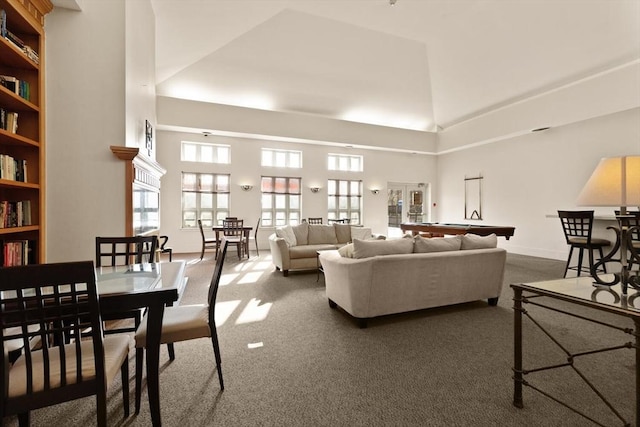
<box><xmin>338</xmin><ymin>243</ymin><xmax>355</xmax><ymax>258</ymax></box>
<box><xmin>461</xmin><ymin>233</ymin><xmax>498</xmax><ymax>249</ymax></box>
<box><xmin>350</xmin><ymin>226</ymin><xmax>372</xmax><ymax>241</ymax></box>
<box><xmin>292</xmin><ymin>222</ymin><xmax>309</xmax><ymax>246</ymax></box>
<box><xmin>352</xmin><ymin>238</ymin><xmax>414</xmax><ymax>259</ymax></box>
<box><xmin>334</xmin><ymin>223</ymin><xmax>352</xmax><ymax>244</ymax></box>
<box><xmin>289</xmin><ymin>244</ymin><xmax>337</xmax><ymax>259</ymax></box>
<box><xmin>308</xmin><ymin>224</ymin><xmax>338</xmax><ymax>245</ymax></box>
<box><xmin>275</xmin><ymin>225</ymin><xmax>297</xmax><ymax>247</ymax></box>
<box><xmin>414</xmin><ymin>235</ymin><xmax>462</xmax><ymax>253</ymax></box>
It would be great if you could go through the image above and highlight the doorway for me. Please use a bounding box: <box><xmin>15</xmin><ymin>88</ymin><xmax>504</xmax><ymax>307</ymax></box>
<box><xmin>387</xmin><ymin>183</ymin><xmax>429</xmax><ymax>237</ymax></box>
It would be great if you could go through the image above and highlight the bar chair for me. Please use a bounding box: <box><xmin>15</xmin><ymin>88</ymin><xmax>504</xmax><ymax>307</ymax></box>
<box><xmin>0</xmin><ymin>261</ymin><xmax>131</xmax><ymax>427</ymax></box>
<box><xmin>134</xmin><ymin>241</ymin><xmax>229</xmax><ymax>413</ymax></box>
<box><xmin>558</xmin><ymin>210</ymin><xmax>611</xmax><ymax>277</ymax></box>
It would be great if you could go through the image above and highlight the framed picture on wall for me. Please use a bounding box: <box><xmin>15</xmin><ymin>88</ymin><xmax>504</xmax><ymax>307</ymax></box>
<box><xmin>145</xmin><ymin>119</ymin><xmax>153</xmax><ymax>156</ymax></box>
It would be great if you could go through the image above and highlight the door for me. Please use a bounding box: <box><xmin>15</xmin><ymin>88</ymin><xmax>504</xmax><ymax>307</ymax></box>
<box><xmin>387</xmin><ymin>183</ymin><xmax>429</xmax><ymax>237</ymax></box>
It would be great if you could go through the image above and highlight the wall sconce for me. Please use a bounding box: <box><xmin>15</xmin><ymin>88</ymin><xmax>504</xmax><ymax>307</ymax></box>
<box><xmin>371</xmin><ymin>189</ymin><xmax>380</xmax><ymax>195</ymax></box>
<box><xmin>240</xmin><ymin>185</ymin><xmax>253</xmax><ymax>191</ymax></box>
<box><xmin>310</xmin><ymin>187</ymin><xmax>321</xmax><ymax>193</ymax></box>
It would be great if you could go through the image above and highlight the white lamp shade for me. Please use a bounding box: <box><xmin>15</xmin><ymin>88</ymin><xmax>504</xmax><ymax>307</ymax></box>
<box><xmin>577</xmin><ymin>156</ymin><xmax>640</xmax><ymax>207</ymax></box>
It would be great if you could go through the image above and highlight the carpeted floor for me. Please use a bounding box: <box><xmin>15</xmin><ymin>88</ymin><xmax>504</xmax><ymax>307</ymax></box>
<box><xmin>6</xmin><ymin>252</ymin><xmax>636</xmax><ymax>426</ymax></box>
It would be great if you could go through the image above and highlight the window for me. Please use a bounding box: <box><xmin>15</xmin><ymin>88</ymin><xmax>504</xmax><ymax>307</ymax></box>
<box><xmin>261</xmin><ymin>148</ymin><xmax>302</xmax><ymax>168</ymax></box>
<box><xmin>181</xmin><ymin>141</ymin><xmax>230</xmax><ymax>164</ymax></box>
<box><xmin>181</xmin><ymin>173</ymin><xmax>230</xmax><ymax>228</ymax></box>
<box><xmin>328</xmin><ymin>153</ymin><xmax>363</xmax><ymax>172</ymax></box>
<box><xmin>328</xmin><ymin>179</ymin><xmax>362</xmax><ymax>224</ymax></box>
<box><xmin>261</xmin><ymin>176</ymin><xmax>301</xmax><ymax>227</ymax></box>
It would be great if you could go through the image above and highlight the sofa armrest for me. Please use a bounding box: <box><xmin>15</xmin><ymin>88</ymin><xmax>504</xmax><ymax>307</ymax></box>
<box><xmin>319</xmin><ymin>251</ymin><xmax>374</xmax><ymax>318</ymax></box>
<box><xmin>268</xmin><ymin>233</ymin><xmax>291</xmax><ymax>271</ymax></box>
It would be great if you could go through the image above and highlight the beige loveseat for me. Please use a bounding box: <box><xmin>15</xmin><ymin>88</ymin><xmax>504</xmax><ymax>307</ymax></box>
<box><xmin>268</xmin><ymin>222</ymin><xmax>380</xmax><ymax>276</ymax></box>
<box><xmin>318</xmin><ymin>234</ymin><xmax>507</xmax><ymax>327</ymax></box>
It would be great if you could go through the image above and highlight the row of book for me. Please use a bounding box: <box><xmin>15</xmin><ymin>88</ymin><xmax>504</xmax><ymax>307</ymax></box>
<box><xmin>0</xmin><ymin>9</ymin><xmax>39</xmax><ymax>64</ymax></box>
<box><xmin>0</xmin><ymin>108</ymin><xmax>18</xmax><ymax>133</ymax></box>
<box><xmin>0</xmin><ymin>200</ymin><xmax>31</xmax><ymax>228</ymax></box>
<box><xmin>2</xmin><ymin>239</ymin><xmax>35</xmax><ymax>266</ymax></box>
<box><xmin>0</xmin><ymin>74</ymin><xmax>30</xmax><ymax>102</ymax></box>
<box><xmin>0</xmin><ymin>154</ymin><xmax>27</xmax><ymax>182</ymax></box>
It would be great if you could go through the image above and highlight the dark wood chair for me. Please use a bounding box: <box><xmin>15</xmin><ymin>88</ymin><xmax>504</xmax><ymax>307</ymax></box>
<box><xmin>134</xmin><ymin>241</ymin><xmax>229</xmax><ymax>413</ymax></box>
<box><xmin>308</xmin><ymin>217</ymin><xmax>323</xmax><ymax>224</ymax></box>
<box><xmin>0</xmin><ymin>261</ymin><xmax>130</xmax><ymax>427</ymax></box>
<box><xmin>159</xmin><ymin>235</ymin><xmax>173</xmax><ymax>261</ymax></box>
<box><xmin>95</xmin><ymin>236</ymin><xmax>158</xmax><ymax>335</ymax></box>
<box><xmin>198</xmin><ymin>219</ymin><xmax>218</xmax><ymax>260</ymax></box>
<box><xmin>328</xmin><ymin>218</ymin><xmax>350</xmax><ymax>224</ymax></box>
<box><xmin>247</xmin><ymin>218</ymin><xmax>260</xmax><ymax>257</ymax></box>
<box><xmin>558</xmin><ymin>210</ymin><xmax>611</xmax><ymax>277</ymax></box>
<box><xmin>223</xmin><ymin>218</ymin><xmax>246</xmax><ymax>259</ymax></box>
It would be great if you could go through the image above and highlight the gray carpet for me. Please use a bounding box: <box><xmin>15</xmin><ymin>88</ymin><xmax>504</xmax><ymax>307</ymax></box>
<box><xmin>7</xmin><ymin>252</ymin><xmax>636</xmax><ymax>426</ymax></box>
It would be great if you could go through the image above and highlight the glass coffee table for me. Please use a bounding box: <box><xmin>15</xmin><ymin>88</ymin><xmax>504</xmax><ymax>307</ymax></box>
<box><xmin>511</xmin><ymin>275</ymin><xmax>639</xmax><ymax>426</ymax></box>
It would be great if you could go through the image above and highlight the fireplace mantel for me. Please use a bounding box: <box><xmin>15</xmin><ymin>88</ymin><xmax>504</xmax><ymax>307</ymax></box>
<box><xmin>110</xmin><ymin>146</ymin><xmax>167</xmax><ymax>236</ymax></box>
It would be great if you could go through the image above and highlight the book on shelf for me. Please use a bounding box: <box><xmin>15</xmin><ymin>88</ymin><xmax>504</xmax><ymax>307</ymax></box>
<box><xmin>1</xmin><ymin>239</ymin><xmax>35</xmax><ymax>266</ymax></box>
<box><xmin>0</xmin><ymin>108</ymin><xmax>18</xmax><ymax>133</ymax></box>
<box><xmin>0</xmin><ymin>9</ymin><xmax>39</xmax><ymax>64</ymax></box>
<box><xmin>0</xmin><ymin>75</ymin><xmax>30</xmax><ymax>101</ymax></box>
<box><xmin>0</xmin><ymin>200</ymin><xmax>31</xmax><ymax>228</ymax></box>
<box><xmin>0</xmin><ymin>9</ymin><xmax>6</xmax><ymax>38</ymax></box>
<box><xmin>0</xmin><ymin>154</ymin><xmax>27</xmax><ymax>182</ymax></box>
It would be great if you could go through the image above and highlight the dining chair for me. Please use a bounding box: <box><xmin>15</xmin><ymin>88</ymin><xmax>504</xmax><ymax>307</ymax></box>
<box><xmin>158</xmin><ymin>235</ymin><xmax>173</xmax><ymax>261</ymax></box>
<box><xmin>223</xmin><ymin>218</ymin><xmax>246</xmax><ymax>259</ymax></box>
<box><xmin>308</xmin><ymin>217</ymin><xmax>323</xmax><ymax>224</ymax></box>
<box><xmin>247</xmin><ymin>218</ymin><xmax>261</xmax><ymax>257</ymax></box>
<box><xmin>95</xmin><ymin>236</ymin><xmax>158</xmax><ymax>335</ymax></box>
<box><xmin>0</xmin><ymin>261</ymin><xmax>131</xmax><ymax>427</ymax></box>
<box><xmin>134</xmin><ymin>241</ymin><xmax>229</xmax><ymax>413</ymax></box>
<box><xmin>616</xmin><ymin>210</ymin><xmax>640</xmax><ymax>269</ymax></box>
<box><xmin>557</xmin><ymin>210</ymin><xmax>611</xmax><ymax>277</ymax></box>
<box><xmin>198</xmin><ymin>219</ymin><xmax>218</xmax><ymax>260</ymax></box>
<box><xmin>328</xmin><ymin>218</ymin><xmax>350</xmax><ymax>224</ymax></box>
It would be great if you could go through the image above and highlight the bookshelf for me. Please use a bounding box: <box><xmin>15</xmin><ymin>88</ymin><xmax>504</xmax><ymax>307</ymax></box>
<box><xmin>0</xmin><ymin>0</ymin><xmax>52</xmax><ymax>266</ymax></box>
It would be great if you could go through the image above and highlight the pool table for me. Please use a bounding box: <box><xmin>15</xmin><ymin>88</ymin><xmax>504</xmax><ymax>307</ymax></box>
<box><xmin>400</xmin><ymin>222</ymin><xmax>516</xmax><ymax>240</ymax></box>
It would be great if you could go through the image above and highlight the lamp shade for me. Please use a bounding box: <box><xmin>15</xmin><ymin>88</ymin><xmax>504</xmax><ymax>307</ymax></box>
<box><xmin>576</xmin><ymin>156</ymin><xmax>640</xmax><ymax>207</ymax></box>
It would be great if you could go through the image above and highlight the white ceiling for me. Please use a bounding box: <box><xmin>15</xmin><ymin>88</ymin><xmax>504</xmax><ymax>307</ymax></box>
<box><xmin>147</xmin><ymin>0</ymin><xmax>639</xmax><ymax>132</ymax></box>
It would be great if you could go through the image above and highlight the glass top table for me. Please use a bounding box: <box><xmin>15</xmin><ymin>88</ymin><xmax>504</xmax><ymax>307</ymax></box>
<box><xmin>511</xmin><ymin>275</ymin><xmax>639</xmax><ymax>426</ymax></box>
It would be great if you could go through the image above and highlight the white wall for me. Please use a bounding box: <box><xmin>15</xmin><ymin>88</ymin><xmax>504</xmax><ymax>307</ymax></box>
<box><xmin>156</xmin><ymin>131</ymin><xmax>438</xmax><ymax>253</ymax></box>
<box><xmin>45</xmin><ymin>0</ymin><xmax>156</xmax><ymax>262</ymax></box>
<box><xmin>437</xmin><ymin>107</ymin><xmax>640</xmax><ymax>260</ymax></box>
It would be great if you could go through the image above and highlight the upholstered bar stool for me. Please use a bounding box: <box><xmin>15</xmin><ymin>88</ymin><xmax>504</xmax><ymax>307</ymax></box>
<box><xmin>558</xmin><ymin>210</ymin><xmax>611</xmax><ymax>277</ymax></box>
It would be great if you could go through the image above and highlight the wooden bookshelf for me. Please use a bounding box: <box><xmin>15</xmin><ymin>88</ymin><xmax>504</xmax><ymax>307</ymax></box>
<box><xmin>0</xmin><ymin>0</ymin><xmax>52</xmax><ymax>266</ymax></box>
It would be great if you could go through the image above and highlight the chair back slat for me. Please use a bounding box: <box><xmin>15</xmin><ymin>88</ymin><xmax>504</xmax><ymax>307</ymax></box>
<box><xmin>558</xmin><ymin>210</ymin><xmax>595</xmax><ymax>243</ymax></box>
<box><xmin>222</xmin><ymin>219</ymin><xmax>244</xmax><ymax>238</ymax></box>
<box><xmin>208</xmin><ymin>241</ymin><xmax>229</xmax><ymax>325</ymax></box>
<box><xmin>308</xmin><ymin>217</ymin><xmax>323</xmax><ymax>224</ymax></box>
<box><xmin>95</xmin><ymin>236</ymin><xmax>158</xmax><ymax>267</ymax></box>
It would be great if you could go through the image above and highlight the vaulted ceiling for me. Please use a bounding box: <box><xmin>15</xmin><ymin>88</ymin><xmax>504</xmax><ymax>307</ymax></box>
<box><xmin>151</xmin><ymin>0</ymin><xmax>639</xmax><ymax>133</ymax></box>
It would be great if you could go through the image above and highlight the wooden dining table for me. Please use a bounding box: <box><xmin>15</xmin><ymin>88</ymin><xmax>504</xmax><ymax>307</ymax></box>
<box><xmin>96</xmin><ymin>261</ymin><xmax>187</xmax><ymax>426</ymax></box>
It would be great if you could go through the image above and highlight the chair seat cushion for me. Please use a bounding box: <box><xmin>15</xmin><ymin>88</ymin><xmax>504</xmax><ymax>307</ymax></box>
<box><xmin>9</xmin><ymin>335</ymin><xmax>130</xmax><ymax>398</ymax></box>
<box><xmin>568</xmin><ymin>237</ymin><xmax>610</xmax><ymax>246</ymax></box>
<box><xmin>135</xmin><ymin>304</ymin><xmax>210</xmax><ymax>348</ymax></box>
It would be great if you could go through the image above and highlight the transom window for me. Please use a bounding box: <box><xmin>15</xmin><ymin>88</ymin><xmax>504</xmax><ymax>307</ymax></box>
<box><xmin>181</xmin><ymin>172</ymin><xmax>230</xmax><ymax>228</ymax></box>
<box><xmin>328</xmin><ymin>153</ymin><xmax>363</xmax><ymax>172</ymax></box>
<box><xmin>181</xmin><ymin>141</ymin><xmax>230</xmax><ymax>164</ymax></box>
<box><xmin>262</xmin><ymin>148</ymin><xmax>302</xmax><ymax>168</ymax></box>
<box><xmin>328</xmin><ymin>179</ymin><xmax>362</xmax><ymax>224</ymax></box>
<box><xmin>261</xmin><ymin>176</ymin><xmax>301</xmax><ymax>226</ymax></box>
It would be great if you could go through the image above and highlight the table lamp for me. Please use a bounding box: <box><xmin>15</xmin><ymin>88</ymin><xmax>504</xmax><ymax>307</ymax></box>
<box><xmin>576</xmin><ymin>155</ymin><xmax>640</xmax><ymax>294</ymax></box>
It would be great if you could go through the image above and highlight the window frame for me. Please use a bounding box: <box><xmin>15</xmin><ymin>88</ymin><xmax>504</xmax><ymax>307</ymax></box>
<box><xmin>327</xmin><ymin>153</ymin><xmax>363</xmax><ymax>172</ymax></box>
<box><xmin>261</xmin><ymin>148</ymin><xmax>303</xmax><ymax>168</ymax></box>
<box><xmin>260</xmin><ymin>176</ymin><xmax>302</xmax><ymax>227</ymax></box>
<box><xmin>327</xmin><ymin>179</ymin><xmax>362</xmax><ymax>225</ymax></box>
<box><xmin>181</xmin><ymin>172</ymin><xmax>231</xmax><ymax>228</ymax></box>
<box><xmin>181</xmin><ymin>141</ymin><xmax>231</xmax><ymax>164</ymax></box>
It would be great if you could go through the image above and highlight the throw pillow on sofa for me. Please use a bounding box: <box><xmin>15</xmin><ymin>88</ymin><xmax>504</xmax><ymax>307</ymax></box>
<box><xmin>352</xmin><ymin>238</ymin><xmax>414</xmax><ymax>259</ymax></box>
<box><xmin>334</xmin><ymin>223</ymin><xmax>352</xmax><ymax>244</ymax></box>
<box><xmin>414</xmin><ymin>235</ymin><xmax>462</xmax><ymax>253</ymax></box>
<box><xmin>275</xmin><ymin>225</ymin><xmax>297</xmax><ymax>247</ymax></box>
<box><xmin>292</xmin><ymin>222</ymin><xmax>309</xmax><ymax>245</ymax></box>
<box><xmin>308</xmin><ymin>224</ymin><xmax>338</xmax><ymax>244</ymax></box>
<box><xmin>350</xmin><ymin>226</ymin><xmax>372</xmax><ymax>241</ymax></box>
<box><xmin>338</xmin><ymin>243</ymin><xmax>355</xmax><ymax>258</ymax></box>
<box><xmin>461</xmin><ymin>233</ymin><xmax>498</xmax><ymax>249</ymax></box>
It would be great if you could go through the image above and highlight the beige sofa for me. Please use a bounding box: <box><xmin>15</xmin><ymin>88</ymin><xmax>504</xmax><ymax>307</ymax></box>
<box><xmin>268</xmin><ymin>222</ymin><xmax>380</xmax><ymax>276</ymax></box>
<box><xmin>318</xmin><ymin>234</ymin><xmax>507</xmax><ymax>327</ymax></box>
